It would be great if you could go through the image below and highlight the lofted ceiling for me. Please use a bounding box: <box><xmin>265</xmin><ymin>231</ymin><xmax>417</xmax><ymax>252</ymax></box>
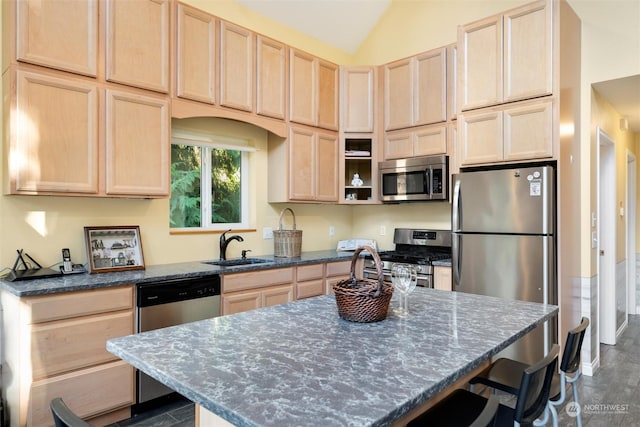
<box><xmin>235</xmin><ymin>0</ymin><xmax>391</xmax><ymax>55</ymax></box>
<box><xmin>235</xmin><ymin>0</ymin><xmax>639</xmax><ymax>132</ymax></box>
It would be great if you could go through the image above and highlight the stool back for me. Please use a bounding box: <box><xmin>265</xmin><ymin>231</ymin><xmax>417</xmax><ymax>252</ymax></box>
<box><xmin>514</xmin><ymin>344</ymin><xmax>559</xmax><ymax>425</ymax></box>
<box><xmin>560</xmin><ymin>317</ymin><xmax>590</xmax><ymax>375</ymax></box>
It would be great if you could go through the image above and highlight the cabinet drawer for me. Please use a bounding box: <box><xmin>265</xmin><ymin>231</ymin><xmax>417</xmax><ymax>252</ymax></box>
<box><xmin>25</xmin><ymin>286</ymin><xmax>133</xmax><ymax>324</ymax></box>
<box><xmin>29</xmin><ymin>360</ymin><xmax>134</xmax><ymax>427</ymax></box>
<box><xmin>31</xmin><ymin>311</ymin><xmax>134</xmax><ymax>380</ymax></box>
<box><xmin>326</xmin><ymin>260</ymin><xmax>352</xmax><ymax>277</ymax></box>
<box><xmin>296</xmin><ymin>279</ymin><xmax>325</xmax><ymax>300</ymax></box>
<box><xmin>296</xmin><ymin>264</ymin><xmax>324</xmax><ymax>281</ymax></box>
<box><xmin>222</xmin><ymin>268</ymin><xmax>294</xmax><ymax>293</ymax></box>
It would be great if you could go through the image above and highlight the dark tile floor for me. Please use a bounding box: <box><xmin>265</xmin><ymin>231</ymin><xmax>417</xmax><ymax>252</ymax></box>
<box><xmin>107</xmin><ymin>315</ymin><xmax>640</xmax><ymax>427</ymax></box>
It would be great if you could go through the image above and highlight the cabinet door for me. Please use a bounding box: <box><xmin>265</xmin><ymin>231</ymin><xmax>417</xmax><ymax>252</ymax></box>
<box><xmin>176</xmin><ymin>3</ymin><xmax>216</xmax><ymax>104</ymax></box>
<box><xmin>317</xmin><ymin>60</ymin><xmax>339</xmax><ymax>130</ymax></box>
<box><xmin>289</xmin><ymin>49</ymin><xmax>316</xmax><ymax>126</ymax></box>
<box><xmin>503</xmin><ymin>99</ymin><xmax>553</xmax><ymax>161</ymax></box>
<box><xmin>384</xmin><ymin>58</ymin><xmax>412</xmax><ymax>130</ymax></box>
<box><xmin>341</xmin><ymin>66</ymin><xmax>375</xmax><ymax>132</ymax></box>
<box><xmin>16</xmin><ymin>0</ymin><xmax>98</xmax><ymax>76</ymax></box>
<box><xmin>414</xmin><ymin>124</ymin><xmax>447</xmax><ymax>156</ymax></box>
<box><xmin>434</xmin><ymin>266</ymin><xmax>452</xmax><ymax>291</ymax></box>
<box><xmin>106</xmin><ymin>0</ymin><xmax>169</xmax><ymax>93</ymax></box>
<box><xmin>503</xmin><ymin>0</ymin><xmax>552</xmax><ymax>102</ymax></box>
<box><xmin>296</xmin><ymin>280</ymin><xmax>325</xmax><ymax>299</ymax></box>
<box><xmin>288</xmin><ymin>127</ymin><xmax>315</xmax><ymax>200</ymax></box>
<box><xmin>384</xmin><ymin>130</ymin><xmax>413</xmax><ymax>160</ymax></box>
<box><xmin>219</xmin><ymin>21</ymin><xmax>253</xmax><ymax>112</ymax></box>
<box><xmin>458</xmin><ymin>109</ymin><xmax>503</xmax><ymax>165</ymax></box>
<box><xmin>256</xmin><ymin>35</ymin><xmax>286</xmax><ymax>119</ymax></box>
<box><xmin>29</xmin><ymin>360</ymin><xmax>133</xmax><ymax>427</ymax></box>
<box><xmin>105</xmin><ymin>89</ymin><xmax>169</xmax><ymax>196</ymax></box>
<box><xmin>11</xmin><ymin>70</ymin><xmax>98</xmax><ymax>194</ymax></box>
<box><xmin>222</xmin><ymin>290</ymin><xmax>261</xmax><ymax>315</ymax></box>
<box><xmin>262</xmin><ymin>285</ymin><xmax>294</xmax><ymax>307</ymax></box>
<box><xmin>458</xmin><ymin>15</ymin><xmax>502</xmax><ymax>111</ymax></box>
<box><xmin>414</xmin><ymin>47</ymin><xmax>447</xmax><ymax>126</ymax></box>
<box><xmin>315</xmin><ymin>132</ymin><xmax>339</xmax><ymax>202</ymax></box>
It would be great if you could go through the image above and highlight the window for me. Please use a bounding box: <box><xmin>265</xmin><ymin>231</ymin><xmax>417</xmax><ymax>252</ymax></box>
<box><xmin>170</xmin><ymin>133</ymin><xmax>250</xmax><ymax>230</ymax></box>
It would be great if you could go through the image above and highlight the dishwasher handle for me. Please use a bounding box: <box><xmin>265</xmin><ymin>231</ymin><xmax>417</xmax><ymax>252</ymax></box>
<box><xmin>137</xmin><ymin>276</ymin><xmax>221</xmax><ymax>307</ymax></box>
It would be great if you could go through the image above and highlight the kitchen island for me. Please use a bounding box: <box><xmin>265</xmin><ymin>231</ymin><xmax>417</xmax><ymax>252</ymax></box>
<box><xmin>107</xmin><ymin>288</ymin><xmax>557</xmax><ymax>426</ymax></box>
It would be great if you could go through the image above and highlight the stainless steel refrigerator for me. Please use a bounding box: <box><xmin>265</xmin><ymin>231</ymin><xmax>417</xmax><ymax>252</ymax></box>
<box><xmin>452</xmin><ymin>164</ymin><xmax>557</xmax><ymax>365</ymax></box>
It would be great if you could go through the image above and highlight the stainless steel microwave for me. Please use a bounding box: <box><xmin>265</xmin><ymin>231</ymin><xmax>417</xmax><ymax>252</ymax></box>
<box><xmin>379</xmin><ymin>155</ymin><xmax>449</xmax><ymax>202</ymax></box>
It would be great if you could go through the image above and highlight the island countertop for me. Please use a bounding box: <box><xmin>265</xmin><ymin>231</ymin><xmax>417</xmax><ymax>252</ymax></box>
<box><xmin>107</xmin><ymin>288</ymin><xmax>558</xmax><ymax>427</ymax></box>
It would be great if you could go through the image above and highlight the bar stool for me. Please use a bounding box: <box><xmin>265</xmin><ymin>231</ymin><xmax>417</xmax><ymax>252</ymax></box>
<box><xmin>408</xmin><ymin>344</ymin><xmax>559</xmax><ymax>427</ymax></box>
<box><xmin>50</xmin><ymin>398</ymin><xmax>92</xmax><ymax>427</ymax></box>
<box><xmin>470</xmin><ymin>317</ymin><xmax>590</xmax><ymax>427</ymax></box>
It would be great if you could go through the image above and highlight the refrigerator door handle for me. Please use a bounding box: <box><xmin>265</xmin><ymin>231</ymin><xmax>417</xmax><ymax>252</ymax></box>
<box><xmin>452</xmin><ymin>234</ymin><xmax>461</xmax><ymax>288</ymax></box>
<box><xmin>452</xmin><ymin>178</ymin><xmax>461</xmax><ymax>231</ymax></box>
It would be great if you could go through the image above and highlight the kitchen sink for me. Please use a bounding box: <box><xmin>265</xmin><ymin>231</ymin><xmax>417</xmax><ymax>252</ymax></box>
<box><xmin>203</xmin><ymin>258</ymin><xmax>270</xmax><ymax>267</ymax></box>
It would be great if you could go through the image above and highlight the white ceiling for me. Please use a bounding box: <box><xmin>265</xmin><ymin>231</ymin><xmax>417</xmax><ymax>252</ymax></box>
<box><xmin>236</xmin><ymin>0</ymin><xmax>639</xmax><ymax>132</ymax></box>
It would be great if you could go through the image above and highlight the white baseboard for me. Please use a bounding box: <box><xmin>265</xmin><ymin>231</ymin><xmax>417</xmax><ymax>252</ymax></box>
<box><xmin>582</xmin><ymin>355</ymin><xmax>600</xmax><ymax>377</ymax></box>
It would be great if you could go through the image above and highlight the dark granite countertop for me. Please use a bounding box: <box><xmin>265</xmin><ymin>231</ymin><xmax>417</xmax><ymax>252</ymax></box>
<box><xmin>431</xmin><ymin>258</ymin><xmax>452</xmax><ymax>267</ymax></box>
<box><xmin>0</xmin><ymin>250</ymin><xmax>357</xmax><ymax>297</ymax></box>
<box><xmin>107</xmin><ymin>288</ymin><xmax>558</xmax><ymax>427</ymax></box>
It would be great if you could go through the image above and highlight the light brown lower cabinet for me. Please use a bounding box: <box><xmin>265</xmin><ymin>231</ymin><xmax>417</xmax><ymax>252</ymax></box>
<box><xmin>0</xmin><ymin>286</ymin><xmax>135</xmax><ymax>427</ymax></box>
<box><xmin>221</xmin><ymin>260</ymin><xmax>355</xmax><ymax>315</ymax></box>
<box><xmin>434</xmin><ymin>266</ymin><xmax>452</xmax><ymax>291</ymax></box>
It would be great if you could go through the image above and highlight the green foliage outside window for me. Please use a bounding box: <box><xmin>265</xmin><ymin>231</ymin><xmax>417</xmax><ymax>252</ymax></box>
<box><xmin>170</xmin><ymin>144</ymin><xmax>242</xmax><ymax>228</ymax></box>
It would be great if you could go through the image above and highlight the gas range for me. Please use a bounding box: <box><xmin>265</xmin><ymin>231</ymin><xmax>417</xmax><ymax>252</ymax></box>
<box><xmin>363</xmin><ymin>229</ymin><xmax>452</xmax><ymax>288</ymax></box>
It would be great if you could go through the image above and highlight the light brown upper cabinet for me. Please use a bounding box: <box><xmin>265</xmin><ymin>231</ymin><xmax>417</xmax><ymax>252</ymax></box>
<box><xmin>106</xmin><ymin>0</ymin><xmax>170</xmax><ymax>93</ymax></box>
<box><xmin>219</xmin><ymin>21</ymin><xmax>254</xmax><ymax>112</ymax></box>
<box><xmin>105</xmin><ymin>89</ymin><xmax>170</xmax><ymax>196</ymax></box>
<box><xmin>175</xmin><ymin>3</ymin><xmax>216</xmax><ymax>104</ymax></box>
<box><xmin>268</xmin><ymin>126</ymin><xmax>339</xmax><ymax>203</ymax></box>
<box><xmin>340</xmin><ymin>66</ymin><xmax>376</xmax><ymax>133</ymax></box>
<box><xmin>290</xmin><ymin>49</ymin><xmax>338</xmax><ymax>130</ymax></box>
<box><xmin>458</xmin><ymin>0</ymin><xmax>552</xmax><ymax>111</ymax></box>
<box><xmin>458</xmin><ymin>98</ymin><xmax>553</xmax><ymax>165</ymax></box>
<box><xmin>14</xmin><ymin>0</ymin><xmax>98</xmax><ymax>77</ymax></box>
<box><xmin>384</xmin><ymin>47</ymin><xmax>447</xmax><ymax>131</ymax></box>
<box><xmin>384</xmin><ymin>124</ymin><xmax>447</xmax><ymax>160</ymax></box>
<box><xmin>256</xmin><ymin>35</ymin><xmax>287</xmax><ymax>120</ymax></box>
<box><xmin>288</xmin><ymin>127</ymin><xmax>339</xmax><ymax>201</ymax></box>
<box><xmin>5</xmin><ymin>69</ymin><xmax>99</xmax><ymax>195</ymax></box>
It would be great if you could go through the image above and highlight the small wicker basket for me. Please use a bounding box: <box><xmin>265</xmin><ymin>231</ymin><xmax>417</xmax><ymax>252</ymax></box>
<box><xmin>333</xmin><ymin>245</ymin><xmax>393</xmax><ymax>323</ymax></box>
<box><xmin>274</xmin><ymin>208</ymin><xmax>302</xmax><ymax>258</ymax></box>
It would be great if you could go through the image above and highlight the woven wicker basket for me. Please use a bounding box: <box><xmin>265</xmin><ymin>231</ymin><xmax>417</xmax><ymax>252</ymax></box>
<box><xmin>333</xmin><ymin>245</ymin><xmax>393</xmax><ymax>323</ymax></box>
<box><xmin>274</xmin><ymin>208</ymin><xmax>302</xmax><ymax>257</ymax></box>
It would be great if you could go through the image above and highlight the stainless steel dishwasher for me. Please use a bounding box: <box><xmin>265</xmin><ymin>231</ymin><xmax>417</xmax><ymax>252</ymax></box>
<box><xmin>135</xmin><ymin>275</ymin><xmax>221</xmax><ymax>413</ymax></box>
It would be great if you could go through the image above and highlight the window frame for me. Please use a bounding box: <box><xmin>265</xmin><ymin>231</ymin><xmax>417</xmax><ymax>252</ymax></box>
<box><xmin>170</xmin><ymin>134</ymin><xmax>250</xmax><ymax>232</ymax></box>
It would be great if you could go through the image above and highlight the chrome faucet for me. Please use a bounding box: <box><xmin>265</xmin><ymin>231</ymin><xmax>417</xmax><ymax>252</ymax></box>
<box><xmin>220</xmin><ymin>229</ymin><xmax>243</xmax><ymax>260</ymax></box>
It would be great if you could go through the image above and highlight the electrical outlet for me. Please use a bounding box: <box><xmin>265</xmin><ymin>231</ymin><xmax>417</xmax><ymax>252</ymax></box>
<box><xmin>379</xmin><ymin>226</ymin><xmax>386</xmax><ymax>236</ymax></box>
<box><xmin>263</xmin><ymin>227</ymin><xmax>273</xmax><ymax>239</ymax></box>
<box><xmin>329</xmin><ymin>226</ymin><xmax>335</xmax><ymax>236</ymax></box>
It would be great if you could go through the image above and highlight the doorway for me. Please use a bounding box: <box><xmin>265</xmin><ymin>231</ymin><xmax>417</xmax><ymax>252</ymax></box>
<box><xmin>597</xmin><ymin>127</ymin><xmax>617</xmax><ymax>345</ymax></box>
<box><xmin>627</xmin><ymin>151</ymin><xmax>637</xmax><ymax>315</ymax></box>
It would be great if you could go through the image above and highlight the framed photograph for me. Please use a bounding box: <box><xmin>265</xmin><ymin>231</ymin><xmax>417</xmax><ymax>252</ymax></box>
<box><xmin>84</xmin><ymin>226</ymin><xmax>145</xmax><ymax>273</ymax></box>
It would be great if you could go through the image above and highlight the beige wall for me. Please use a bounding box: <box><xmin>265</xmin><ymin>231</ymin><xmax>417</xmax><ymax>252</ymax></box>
<box><xmin>590</xmin><ymin>91</ymin><xmax>637</xmax><ymax>263</ymax></box>
<box><xmin>570</xmin><ymin>0</ymin><xmax>640</xmax><ymax>276</ymax></box>
<box><xmin>1</xmin><ymin>0</ymin><xmax>639</xmax><ymax>273</ymax></box>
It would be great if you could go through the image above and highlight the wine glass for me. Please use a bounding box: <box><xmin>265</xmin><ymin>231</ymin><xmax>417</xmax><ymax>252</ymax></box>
<box><xmin>391</xmin><ymin>263</ymin><xmax>417</xmax><ymax>316</ymax></box>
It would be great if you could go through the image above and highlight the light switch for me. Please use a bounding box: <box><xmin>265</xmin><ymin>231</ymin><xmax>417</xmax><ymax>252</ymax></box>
<box><xmin>591</xmin><ymin>231</ymin><xmax>597</xmax><ymax>249</ymax></box>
